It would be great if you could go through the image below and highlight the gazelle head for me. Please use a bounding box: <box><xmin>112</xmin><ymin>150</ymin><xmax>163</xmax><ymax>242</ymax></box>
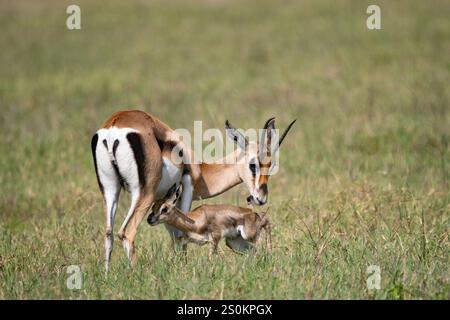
<box><xmin>225</xmin><ymin>117</ymin><xmax>296</xmax><ymax>206</ymax></box>
<box><xmin>147</xmin><ymin>184</ymin><xmax>194</xmax><ymax>226</ymax></box>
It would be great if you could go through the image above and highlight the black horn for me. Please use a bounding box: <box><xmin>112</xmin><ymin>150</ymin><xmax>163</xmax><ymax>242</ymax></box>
<box><xmin>263</xmin><ymin>117</ymin><xmax>276</xmax><ymax>129</ymax></box>
<box><xmin>273</xmin><ymin>119</ymin><xmax>296</xmax><ymax>153</ymax></box>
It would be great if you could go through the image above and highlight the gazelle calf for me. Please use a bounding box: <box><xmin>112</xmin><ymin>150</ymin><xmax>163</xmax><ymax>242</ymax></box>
<box><xmin>147</xmin><ymin>184</ymin><xmax>272</xmax><ymax>255</ymax></box>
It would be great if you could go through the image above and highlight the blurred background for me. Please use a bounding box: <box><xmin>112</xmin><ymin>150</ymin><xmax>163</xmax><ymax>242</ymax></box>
<box><xmin>0</xmin><ymin>0</ymin><xmax>448</xmax><ymax>299</ymax></box>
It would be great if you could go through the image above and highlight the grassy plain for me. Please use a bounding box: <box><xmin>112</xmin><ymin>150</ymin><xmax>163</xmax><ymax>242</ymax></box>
<box><xmin>0</xmin><ymin>0</ymin><xmax>448</xmax><ymax>299</ymax></box>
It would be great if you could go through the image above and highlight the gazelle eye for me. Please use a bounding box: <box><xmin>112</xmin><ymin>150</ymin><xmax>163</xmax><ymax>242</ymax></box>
<box><xmin>249</xmin><ymin>163</ymin><xmax>257</xmax><ymax>176</ymax></box>
<box><xmin>161</xmin><ymin>207</ymin><xmax>168</xmax><ymax>213</ymax></box>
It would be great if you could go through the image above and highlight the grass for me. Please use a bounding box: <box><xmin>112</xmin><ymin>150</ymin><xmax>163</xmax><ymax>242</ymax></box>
<box><xmin>0</xmin><ymin>0</ymin><xmax>449</xmax><ymax>299</ymax></box>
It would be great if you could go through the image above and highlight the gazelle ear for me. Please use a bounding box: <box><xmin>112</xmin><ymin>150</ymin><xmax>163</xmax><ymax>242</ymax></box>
<box><xmin>165</xmin><ymin>183</ymin><xmax>177</xmax><ymax>199</ymax></box>
<box><xmin>225</xmin><ymin>120</ymin><xmax>248</xmax><ymax>150</ymax></box>
<box><xmin>166</xmin><ymin>184</ymin><xmax>183</xmax><ymax>205</ymax></box>
<box><xmin>174</xmin><ymin>184</ymin><xmax>183</xmax><ymax>203</ymax></box>
<box><xmin>166</xmin><ymin>183</ymin><xmax>182</xmax><ymax>204</ymax></box>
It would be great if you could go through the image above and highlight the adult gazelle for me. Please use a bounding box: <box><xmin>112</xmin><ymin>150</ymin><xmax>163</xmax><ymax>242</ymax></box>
<box><xmin>91</xmin><ymin>110</ymin><xmax>295</xmax><ymax>271</ymax></box>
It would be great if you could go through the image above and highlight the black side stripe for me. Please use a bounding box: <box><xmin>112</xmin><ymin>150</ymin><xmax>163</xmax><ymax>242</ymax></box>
<box><xmin>155</xmin><ymin>137</ymin><xmax>164</xmax><ymax>152</ymax></box>
<box><xmin>126</xmin><ymin>132</ymin><xmax>146</xmax><ymax>187</ymax></box>
<box><xmin>91</xmin><ymin>133</ymin><xmax>104</xmax><ymax>194</ymax></box>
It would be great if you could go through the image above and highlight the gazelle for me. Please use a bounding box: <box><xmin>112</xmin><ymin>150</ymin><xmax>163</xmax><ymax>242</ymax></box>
<box><xmin>147</xmin><ymin>184</ymin><xmax>272</xmax><ymax>254</ymax></box>
<box><xmin>91</xmin><ymin>110</ymin><xmax>295</xmax><ymax>271</ymax></box>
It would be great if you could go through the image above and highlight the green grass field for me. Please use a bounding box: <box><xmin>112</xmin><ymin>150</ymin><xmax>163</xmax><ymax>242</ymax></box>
<box><xmin>0</xmin><ymin>0</ymin><xmax>449</xmax><ymax>299</ymax></box>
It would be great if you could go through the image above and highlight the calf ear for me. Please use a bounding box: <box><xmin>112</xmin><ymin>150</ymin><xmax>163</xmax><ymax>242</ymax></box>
<box><xmin>165</xmin><ymin>183</ymin><xmax>177</xmax><ymax>199</ymax></box>
<box><xmin>174</xmin><ymin>184</ymin><xmax>183</xmax><ymax>202</ymax></box>
<box><xmin>166</xmin><ymin>184</ymin><xmax>183</xmax><ymax>204</ymax></box>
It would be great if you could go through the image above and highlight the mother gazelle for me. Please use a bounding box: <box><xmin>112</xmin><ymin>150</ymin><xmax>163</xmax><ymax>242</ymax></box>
<box><xmin>91</xmin><ymin>110</ymin><xmax>295</xmax><ymax>271</ymax></box>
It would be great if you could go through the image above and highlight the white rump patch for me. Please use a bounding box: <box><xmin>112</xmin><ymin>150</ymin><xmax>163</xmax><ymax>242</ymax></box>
<box><xmin>96</xmin><ymin>127</ymin><xmax>140</xmax><ymax>193</ymax></box>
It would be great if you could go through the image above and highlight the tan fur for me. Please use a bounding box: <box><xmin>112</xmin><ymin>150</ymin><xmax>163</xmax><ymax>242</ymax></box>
<box><xmin>150</xmin><ymin>200</ymin><xmax>272</xmax><ymax>255</ymax></box>
<box><xmin>98</xmin><ymin>110</ymin><xmax>182</xmax><ymax>264</ymax></box>
<box><xmin>95</xmin><ymin>110</ymin><xmax>292</xmax><ymax>265</ymax></box>
<box><xmin>100</xmin><ymin>110</ymin><xmax>232</xmax><ymax>200</ymax></box>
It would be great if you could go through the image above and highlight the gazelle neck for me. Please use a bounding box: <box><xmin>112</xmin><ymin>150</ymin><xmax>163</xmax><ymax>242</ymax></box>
<box><xmin>166</xmin><ymin>208</ymin><xmax>199</xmax><ymax>233</ymax></box>
<box><xmin>193</xmin><ymin>149</ymin><xmax>243</xmax><ymax>199</ymax></box>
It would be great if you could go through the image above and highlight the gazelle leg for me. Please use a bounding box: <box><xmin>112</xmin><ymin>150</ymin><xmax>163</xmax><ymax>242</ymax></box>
<box><xmin>95</xmin><ymin>148</ymin><xmax>122</xmax><ymax>272</ymax></box>
<box><xmin>209</xmin><ymin>243</ymin><xmax>218</xmax><ymax>258</ymax></box>
<box><xmin>103</xmin><ymin>185</ymin><xmax>120</xmax><ymax>273</ymax></box>
<box><xmin>165</xmin><ymin>224</ymin><xmax>185</xmax><ymax>251</ymax></box>
<box><xmin>266</xmin><ymin>222</ymin><xmax>272</xmax><ymax>252</ymax></box>
<box><xmin>209</xmin><ymin>234</ymin><xmax>221</xmax><ymax>258</ymax></box>
<box><xmin>120</xmin><ymin>191</ymin><xmax>155</xmax><ymax>265</ymax></box>
<box><xmin>118</xmin><ymin>187</ymin><xmax>140</xmax><ymax>240</ymax></box>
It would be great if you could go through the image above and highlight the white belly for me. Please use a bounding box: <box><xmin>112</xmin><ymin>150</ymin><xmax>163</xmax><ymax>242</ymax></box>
<box><xmin>155</xmin><ymin>157</ymin><xmax>183</xmax><ymax>198</ymax></box>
